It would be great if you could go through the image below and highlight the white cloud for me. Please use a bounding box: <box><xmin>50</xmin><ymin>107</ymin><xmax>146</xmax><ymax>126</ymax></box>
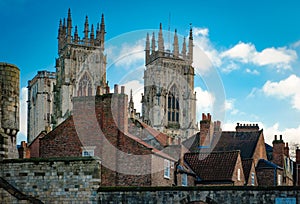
<box><xmin>221</xmin><ymin>42</ymin><xmax>255</xmax><ymax>63</ymax></box>
<box><xmin>245</xmin><ymin>68</ymin><xmax>259</xmax><ymax>75</ymax></box>
<box><xmin>253</xmin><ymin>47</ymin><xmax>297</xmax><ymax>69</ymax></box>
<box><xmin>195</xmin><ymin>87</ymin><xmax>215</xmax><ymax>120</ymax></box>
<box><xmin>221</xmin><ymin>42</ymin><xmax>297</xmax><ymax>71</ymax></box>
<box><xmin>224</xmin><ymin>98</ymin><xmax>240</xmax><ymax>116</ymax></box>
<box><xmin>17</xmin><ymin>87</ymin><xmax>27</xmax><ymax>144</ymax></box>
<box><xmin>193</xmin><ymin>27</ymin><xmax>209</xmax><ymax>37</ymax></box>
<box><xmin>263</xmin><ymin>123</ymin><xmax>300</xmax><ymax>146</ymax></box>
<box><xmin>119</xmin><ymin>80</ymin><xmax>144</xmax><ymax>114</ymax></box>
<box><xmin>262</xmin><ymin>74</ymin><xmax>300</xmax><ymax>110</ymax></box>
<box><xmin>192</xmin><ymin>27</ymin><xmax>222</xmax><ymax>74</ymax></box>
<box><xmin>222</xmin><ymin>62</ymin><xmax>239</xmax><ymax>73</ymax></box>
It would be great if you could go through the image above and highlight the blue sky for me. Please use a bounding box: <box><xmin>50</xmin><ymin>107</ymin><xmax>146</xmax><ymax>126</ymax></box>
<box><xmin>1</xmin><ymin>0</ymin><xmax>300</xmax><ymax>146</ymax></box>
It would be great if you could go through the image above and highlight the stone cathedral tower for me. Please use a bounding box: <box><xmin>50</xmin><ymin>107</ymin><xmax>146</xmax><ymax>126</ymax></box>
<box><xmin>142</xmin><ymin>24</ymin><xmax>197</xmax><ymax>139</ymax></box>
<box><xmin>53</xmin><ymin>9</ymin><xmax>108</xmax><ymax>125</ymax></box>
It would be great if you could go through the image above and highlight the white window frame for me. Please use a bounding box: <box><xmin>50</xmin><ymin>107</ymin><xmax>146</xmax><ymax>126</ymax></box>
<box><xmin>251</xmin><ymin>172</ymin><xmax>255</xmax><ymax>186</ymax></box>
<box><xmin>278</xmin><ymin>174</ymin><xmax>282</xmax><ymax>186</ymax></box>
<box><xmin>81</xmin><ymin>146</ymin><xmax>95</xmax><ymax>157</ymax></box>
<box><xmin>182</xmin><ymin>173</ymin><xmax>188</xmax><ymax>186</ymax></box>
<box><xmin>237</xmin><ymin>168</ymin><xmax>241</xmax><ymax>181</ymax></box>
<box><xmin>164</xmin><ymin>159</ymin><xmax>170</xmax><ymax>179</ymax></box>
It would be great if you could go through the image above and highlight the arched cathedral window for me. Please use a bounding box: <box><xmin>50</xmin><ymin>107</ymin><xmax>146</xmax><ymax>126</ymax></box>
<box><xmin>77</xmin><ymin>73</ymin><xmax>92</xmax><ymax>96</ymax></box>
<box><xmin>167</xmin><ymin>85</ymin><xmax>179</xmax><ymax>123</ymax></box>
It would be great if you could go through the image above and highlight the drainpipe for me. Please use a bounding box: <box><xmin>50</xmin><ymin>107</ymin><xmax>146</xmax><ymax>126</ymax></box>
<box><xmin>274</xmin><ymin>167</ymin><xmax>277</xmax><ymax>186</ymax></box>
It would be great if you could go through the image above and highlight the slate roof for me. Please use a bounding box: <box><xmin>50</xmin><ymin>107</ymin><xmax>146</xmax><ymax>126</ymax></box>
<box><xmin>213</xmin><ymin>130</ymin><xmax>263</xmax><ymax>159</ymax></box>
<box><xmin>242</xmin><ymin>159</ymin><xmax>253</xmax><ymax>183</ymax></box>
<box><xmin>128</xmin><ymin>119</ymin><xmax>169</xmax><ymax>148</ymax></box>
<box><xmin>256</xmin><ymin>159</ymin><xmax>283</xmax><ymax>170</ymax></box>
<box><xmin>184</xmin><ymin>151</ymin><xmax>240</xmax><ymax>182</ymax></box>
<box><xmin>182</xmin><ymin>132</ymin><xmax>200</xmax><ymax>152</ymax></box>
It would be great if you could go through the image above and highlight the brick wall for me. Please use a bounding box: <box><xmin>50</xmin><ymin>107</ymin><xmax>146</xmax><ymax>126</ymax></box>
<box><xmin>256</xmin><ymin>168</ymin><xmax>282</xmax><ymax>186</ymax></box>
<box><xmin>231</xmin><ymin>154</ymin><xmax>245</xmax><ymax>186</ymax></box>
<box><xmin>252</xmin><ymin>132</ymin><xmax>267</xmax><ymax>166</ymax></box>
<box><xmin>0</xmin><ymin>157</ymin><xmax>101</xmax><ymax>203</ymax></box>
<box><xmin>151</xmin><ymin>155</ymin><xmax>175</xmax><ymax>186</ymax></box>
<box><xmin>39</xmin><ymin>116</ymin><xmax>83</xmax><ymax>157</ymax></box>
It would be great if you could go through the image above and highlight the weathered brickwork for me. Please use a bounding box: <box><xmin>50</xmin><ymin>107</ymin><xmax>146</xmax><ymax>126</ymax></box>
<box><xmin>256</xmin><ymin>168</ymin><xmax>282</xmax><ymax>186</ymax></box>
<box><xmin>0</xmin><ymin>62</ymin><xmax>20</xmax><ymax>159</ymax></box>
<box><xmin>0</xmin><ymin>157</ymin><xmax>101</xmax><ymax>203</ymax></box>
<box><xmin>252</xmin><ymin>132</ymin><xmax>267</xmax><ymax>166</ymax></box>
<box><xmin>98</xmin><ymin>187</ymin><xmax>300</xmax><ymax>204</ymax></box>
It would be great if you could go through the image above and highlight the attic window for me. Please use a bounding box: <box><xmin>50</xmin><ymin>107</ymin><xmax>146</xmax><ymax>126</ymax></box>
<box><xmin>164</xmin><ymin>159</ymin><xmax>170</xmax><ymax>179</ymax></box>
<box><xmin>237</xmin><ymin>169</ymin><xmax>241</xmax><ymax>181</ymax></box>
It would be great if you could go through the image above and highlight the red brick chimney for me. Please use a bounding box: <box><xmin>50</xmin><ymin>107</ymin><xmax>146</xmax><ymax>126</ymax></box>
<box><xmin>200</xmin><ymin>113</ymin><xmax>213</xmax><ymax>147</ymax></box>
<box><xmin>284</xmin><ymin>142</ymin><xmax>289</xmax><ymax>157</ymax></box>
<box><xmin>272</xmin><ymin>135</ymin><xmax>285</xmax><ymax>167</ymax></box>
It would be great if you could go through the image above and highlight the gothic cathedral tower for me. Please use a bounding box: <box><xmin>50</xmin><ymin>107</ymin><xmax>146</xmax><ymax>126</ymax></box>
<box><xmin>142</xmin><ymin>24</ymin><xmax>197</xmax><ymax>139</ymax></box>
<box><xmin>53</xmin><ymin>9</ymin><xmax>108</xmax><ymax>125</ymax></box>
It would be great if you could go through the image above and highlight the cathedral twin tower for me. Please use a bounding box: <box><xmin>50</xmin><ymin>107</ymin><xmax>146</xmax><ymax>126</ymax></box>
<box><xmin>27</xmin><ymin>9</ymin><xmax>197</xmax><ymax>143</ymax></box>
<box><xmin>143</xmin><ymin>23</ymin><xmax>197</xmax><ymax>139</ymax></box>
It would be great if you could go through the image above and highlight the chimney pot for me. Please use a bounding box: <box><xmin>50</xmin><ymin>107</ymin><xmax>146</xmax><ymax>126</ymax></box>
<box><xmin>280</xmin><ymin>135</ymin><xmax>282</xmax><ymax>141</ymax></box>
<box><xmin>275</xmin><ymin>135</ymin><xmax>277</xmax><ymax>141</ymax></box>
<box><xmin>121</xmin><ymin>86</ymin><xmax>125</xmax><ymax>94</ymax></box>
<box><xmin>114</xmin><ymin>84</ymin><xmax>118</xmax><ymax>94</ymax></box>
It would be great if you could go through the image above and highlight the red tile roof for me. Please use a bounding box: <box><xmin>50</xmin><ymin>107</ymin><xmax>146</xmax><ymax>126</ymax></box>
<box><xmin>184</xmin><ymin>151</ymin><xmax>240</xmax><ymax>182</ymax></box>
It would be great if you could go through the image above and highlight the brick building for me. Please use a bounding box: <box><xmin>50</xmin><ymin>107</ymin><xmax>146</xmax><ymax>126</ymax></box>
<box><xmin>29</xmin><ymin>86</ymin><xmax>177</xmax><ymax>186</ymax></box>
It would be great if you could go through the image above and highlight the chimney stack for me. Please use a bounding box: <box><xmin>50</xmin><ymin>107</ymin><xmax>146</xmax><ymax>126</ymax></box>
<box><xmin>272</xmin><ymin>134</ymin><xmax>285</xmax><ymax>167</ymax></box>
<box><xmin>114</xmin><ymin>84</ymin><xmax>119</xmax><ymax>94</ymax></box>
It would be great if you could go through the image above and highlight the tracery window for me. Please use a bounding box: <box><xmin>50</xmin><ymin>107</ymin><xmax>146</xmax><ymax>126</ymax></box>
<box><xmin>167</xmin><ymin>85</ymin><xmax>179</xmax><ymax>122</ymax></box>
<box><xmin>77</xmin><ymin>72</ymin><xmax>92</xmax><ymax>96</ymax></box>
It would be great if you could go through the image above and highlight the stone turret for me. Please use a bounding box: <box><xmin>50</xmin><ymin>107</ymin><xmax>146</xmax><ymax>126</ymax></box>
<box><xmin>0</xmin><ymin>62</ymin><xmax>20</xmax><ymax>159</ymax></box>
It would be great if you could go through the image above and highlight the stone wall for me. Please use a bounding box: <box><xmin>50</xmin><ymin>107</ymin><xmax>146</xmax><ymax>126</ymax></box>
<box><xmin>0</xmin><ymin>157</ymin><xmax>101</xmax><ymax>203</ymax></box>
<box><xmin>98</xmin><ymin>186</ymin><xmax>300</xmax><ymax>204</ymax></box>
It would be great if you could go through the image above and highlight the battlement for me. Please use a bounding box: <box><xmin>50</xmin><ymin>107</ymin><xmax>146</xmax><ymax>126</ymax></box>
<box><xmin>58</xmin><ymin>9</ymin><xmax>105</xmax><ymax>53</ymax></box>
<box><xmin>145</xmin><ymin>23</ymin><xmax>193</xmax><ymax>65</ymax></box>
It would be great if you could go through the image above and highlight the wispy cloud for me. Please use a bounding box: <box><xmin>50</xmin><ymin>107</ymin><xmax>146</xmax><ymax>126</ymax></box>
<box><xmin>245</xmin><ymin>68</ymin><xmax>259</xmax><ymax>75</ymax></box>
<box><xmin>107</xmin><ymin>38</ymin><xmax>145</xmax><ymax>69</ymax></box>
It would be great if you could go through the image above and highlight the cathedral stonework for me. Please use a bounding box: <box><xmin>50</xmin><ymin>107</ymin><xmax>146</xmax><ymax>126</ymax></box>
<box><xmin>142</xmin><ymin>24</ymin><xmax>197</xmax><ymax>139</ymax></box>
<box><xmin>27</xmin><ymin>71</ymin><xmax>56</xmax><ymax>143</ymax></box>
<box><xmin>53</xmin><ymin>9</ymin><xmax>108</xmax><ymax>126</ymax></box>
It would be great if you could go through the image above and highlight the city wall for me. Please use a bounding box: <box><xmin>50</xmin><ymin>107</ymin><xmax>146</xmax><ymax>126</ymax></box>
<box><xmin>0</xmin><ymin>157</ymin><xmax>101</xmax><ymax>204</ymax></box>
